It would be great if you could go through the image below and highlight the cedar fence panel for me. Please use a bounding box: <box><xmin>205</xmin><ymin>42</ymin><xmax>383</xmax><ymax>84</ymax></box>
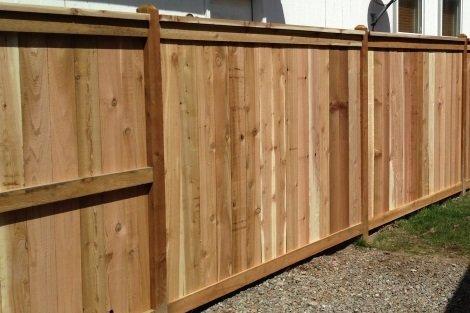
<box><xmin>0</xmin><ymin>4</ymin><xmax>469</xmax><ymax>313</ymax></box>
<box><xmin>368</xmin><ymin>33</ymin><xmax>466</xmax><ymax>229</ymax></box>
<box><xmin>0</xmin><ymin>5</ymin><xmax>157</xmax><ymax>313</ymax></box>
<box><xmin>159</xmin><ymin>17</ymin><xmax>366</xmax><ymax>311</ymax></box>
<box><xmin>161</xmin><ymin>38</ymin><xmax>363</xmax><ymax>301</ymax></box>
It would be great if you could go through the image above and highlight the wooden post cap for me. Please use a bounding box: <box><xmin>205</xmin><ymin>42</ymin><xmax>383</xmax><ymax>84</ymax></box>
<box><xmin>355</xmin><ymin>25</ymin><xmax>368</xmax><ymax>31</ymax></box>
<box><xmin>137</xmin><ymin>4</ymin><xmax>158</xmax><ymax>14</ymax></box>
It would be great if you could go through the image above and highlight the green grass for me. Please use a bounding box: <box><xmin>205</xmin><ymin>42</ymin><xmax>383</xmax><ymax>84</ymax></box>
<box><xmin>359</xmin><ymin>194</ymin><xmax>470</xmax><ymax>259</ymax></box>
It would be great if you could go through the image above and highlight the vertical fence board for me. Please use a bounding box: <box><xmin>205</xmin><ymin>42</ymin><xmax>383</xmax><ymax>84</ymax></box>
<box><xmin>75</xmin><ymin>37</ymin><xmax>109</xmax><ymax>313</ymax></box>
<box><xmin>311</xmin><ymin>49</ymin><xmax>330</xmax><ymax>239</ymax></box>
<box><xmin>47</xmin><ymin>37</ymin><xmax>82</xmax><ymax>313</ymax></box>
<box><xmin>196</xmin><ymin>45</ymin><xmax>218</xmax><ymax>289</ymax></box>
<box><xmin>229</xmin><ymin>45</ymin><xmax>248</xmax><ymax>273</ymax></box>
<box><xmin>214</xmin><ymin>45</ymin><xmax>232</xmax><ymax>280</ymax></box>
<box><xmin>297</xmin><ymin>49</ymin><xmax>310</xmax><ymax>246</ymax></box>
<box><xmin>162</xmin><ymin>42</ymin><xmax>184</xmax><ymax>301</ymax></box>
<box><xmin>329</xmin><ymin>49</ymin><xmax>350</xmax><ymax>233</ymax></box>
<box><xmin>179</xmin><ymin>43</ymin><xmax>201</xmax><ymax>294</ymax></box>
<box><xmin>245</xmin><ymin>45</ymin><xmax>262</xmax><ymax>269</ymax></box>
<box><xmin>259</xmin><ymin>46</ymin><xmax>274</xmax><ymax>260</ymax></box>
<box><xmin>20</xmin><ymin>34</ymin><xmax>58</xmax><ymax>313</ymax></box>
<box><xmin>272</xmin><ymin>47</ymin><xmax>287</xmax><ymax>256</ymax></box>
<box><xmin>0</xmin><ymin>33</ymin><xmax>29</xmax><ymax>313</ymax></box>
<box><xmin>285</xmin><ymin>47</ymin><xmax>298</xmax><ymax>251</ymax></box>
<box><xmin>348</xmin><ymin>49</ymin><xmax>362</xmax><ymax>226</ymax></box>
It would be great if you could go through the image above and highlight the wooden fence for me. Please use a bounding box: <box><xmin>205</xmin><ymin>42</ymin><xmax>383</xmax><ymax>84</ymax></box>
<box><xmin>368</xmin><ymin>33</ymin><xmax>466</xmax><ymax>228</ymax></box>
<box><xmin>158</xmin><ymin>16</ymin><xmax>469</xmax><ymax>312</ymax></box>
<box><xmin>0</xmin><ymin>5</ymin><xmax>161</xmax><ymax>313</ymax></box>
<box><xmin>0</xmin><ymin>4</ymin><xmax>468</xmax><ymax>313</ymax></box>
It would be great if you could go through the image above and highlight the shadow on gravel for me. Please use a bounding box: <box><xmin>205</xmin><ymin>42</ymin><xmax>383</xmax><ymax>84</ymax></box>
<box><xmin>445</xmin><ymin>266</ymin><xmax>470</xmax><ymax>313</ymax></box>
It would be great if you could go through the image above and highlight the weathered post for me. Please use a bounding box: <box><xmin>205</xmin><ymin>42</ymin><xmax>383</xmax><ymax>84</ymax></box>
<box><xmin>137</xmin><ymin>4</ymin><xmax>167</xmax><ymax>312</ymax></box>
<box><xmin>459</xmin><ymin>34</ymin><xmax>468</xmax><ymax>195</ymax></box>
<box><xmin>355</xmin><ymin>24</ymin><xmax>370</xmax><ymax>241</ymax></box>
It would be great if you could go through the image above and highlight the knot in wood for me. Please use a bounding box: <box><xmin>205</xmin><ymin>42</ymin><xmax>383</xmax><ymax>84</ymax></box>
<box><xmin>329</xmin><ymin>101</ymin><xmax>348</xmax><ymax>111</ymax></box>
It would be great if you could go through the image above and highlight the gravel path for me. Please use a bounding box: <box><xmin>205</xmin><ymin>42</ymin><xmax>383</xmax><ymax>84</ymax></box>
<box><xmin>200</xmin><ymin>245</ymin><xmax>469</xmax><ymax>312</ymax></box>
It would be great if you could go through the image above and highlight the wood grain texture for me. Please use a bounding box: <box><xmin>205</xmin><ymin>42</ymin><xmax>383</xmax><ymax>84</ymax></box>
<box><xmin>47</xmin><ymin>37</ymin><xmax>82</xmax><ymax>312</ymax></box>
<box><xmin>0</xmin><ymin>31</ymin><xmax>152</xmax><ymax>313</ymax></box>
<box><xmin>74</xmin><ymin>36</ymin><xmax>109</xmax><ymax>313</ymax></box>
<box><xmin>369</xmin><ymin>48</ymin><xmax>463</xmax><ymax>224</ymax></box>
<box><xmin>329</xmin><ymin>49</ymin><xmax>349</xmax><ymax>233</ymax></box>
<box><xmin>0</xmin><ymin>33</ymin><xmax>29</xmax><ymax>313</ymax></box>
<box><xmin>98</xmin><ymin>37</ymin><xmax>150</xmax><ymax>313</ymax></box>
<box><xmin>20</xmin><ymin>34</ymin><xmax>58</xmax><ymax>313</ymax></box>
<box><xmin>162</xmin><ymin>42</ymin><xmax>363</xmax><ymax>301</ymax></box>
<box><xmin>1</xmin><ymin>16</ymin><xmax>467</xmax><ymax>313</ymax></box>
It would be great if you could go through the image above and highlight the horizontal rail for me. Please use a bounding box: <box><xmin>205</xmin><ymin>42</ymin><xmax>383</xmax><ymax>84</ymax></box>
<box><xmin>369</xmin><ymin>41</ymin><xmax>464</xmax><ymax>51</ymax></box>
<box><xmin>0</xmin><ymin>18</ymin><xmax>148</xmax><ymax>37</ymax></box>
<box><xmin>464</xmin><ymin>179</ymin><xmax>470</xmax><ymax>191</ymax></box>
<box><xmin>370</xmin><ymin>31</ymin><xmax>465</xmax><ymax>42</ymax></box>
<box><xmin>0</xmin><ymin>3</ymin><xmax>149</xmax><ymax>21</ymax></box>
<box><xmin>160</xmin><ymin>14</ymin><xmax>364</xmax><ymax>36</ymax></box>
<box><xmin>0</xmin><ymin>167</ymin><xmax>154</xmax><ymax>214</ymax></box>
<box><xmin>168</xmin><ymin>224</ymin><xmax>362</xmax><ymax>312</ymax></box>
<box><xmin>0</xmin><ymin>4</ymin><xmax>149</xmax><ymax>37</ymax></box>
<box><xmin>161</xmin><ymin>28</ymin><xmax>362</xmax><ymax>47</ymax></box>
<box><xmin>369</xmin><ymin>184</ymin><xmax>462</xmax><ymax>230</ymax></box>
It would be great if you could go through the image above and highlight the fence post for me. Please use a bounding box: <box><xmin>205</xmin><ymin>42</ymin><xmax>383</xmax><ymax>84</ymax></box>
<box><xmin>137</xmin><ymin>5</ymin><xmax>167</xmax><ymax>312</ymax></box>
<box><xmin>460</xmin><ymin>34</ymin><xmax>468</xmax><ymax>195</ymax></box>
<box><xmin>355</xmin><ymin>25</ymin><xmax>370</xmax><ymax>241</ymax></box>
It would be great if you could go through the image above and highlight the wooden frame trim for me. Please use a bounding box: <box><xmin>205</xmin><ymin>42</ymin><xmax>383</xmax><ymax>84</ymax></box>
<box><xmin>159</xmin><ymin>14</ymin><xmax>364</xmax><ymax>36</ymax></box>
<box><xmin>464</xmin><ymin>179</ymin><xmax>470</xmax><ymax>191</ymax></box>
<box><xmin>369</xmin><ymin>184</ymin><xmax>462</xmax><ymax>230</ymax></box>
<box><xmin>160</xmin><ymin>28</ymin><xmax>362</xmax><ymax>47</ymax></box>
<box><xmin>168</xmin><ymin>225</ymin><xmax>363</xmax><ymax>313</ymax></box>
<box><xmin>0</xmin><ymin>4</ymin><xmax>149</xmax><ymax>37</ymax></box>
<box><xmin>137</xmin><ymin>5</ymin><xmax>168</xmax><ymax>312</ymax></box>
<box><xmin>0</xmin><ymin>167</ymin><xmax>153</xmax><ymax>214</ymax></box>
<box><xmin>461</xmin><ymin>34</ymin><xmax>468</xmax><ymax>193</ymax></box>
<box><xmin>369</xmin><ymin>41</ymin><xmax>464</xmax><ymax>51</ymax></box>
<box><xmin>370</xmin><ymin>31</ymin><xmax>465</xmax><ymax>42</ymax></box>
<box><xmin>0</xmin><ymin>3</ymin><xmax>149</xmax><ymax>20</ymax></box>
<box><xmin>356</xmin><ymin>25</ymin><xmax>370</xmax><ymax>240</ymax></box>
<box><xmin>463</xmin><ymin>179</ymin><xmax>470</xmax><ymax>191</ymax></box>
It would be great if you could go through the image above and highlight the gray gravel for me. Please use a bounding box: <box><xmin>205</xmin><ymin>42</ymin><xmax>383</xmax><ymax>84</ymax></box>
<box><xmin>200</xmin><ymin>245</ymin><xmax>469</xmax><ymax>312</ymax></box>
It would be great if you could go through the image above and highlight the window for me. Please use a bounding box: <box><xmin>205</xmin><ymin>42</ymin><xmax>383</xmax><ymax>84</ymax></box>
<box><xmin>398</xmin><ymin>0</ymin><xmax>422</xmax><ymax>33</ymax></box>
<box><xmin>441</xmin><ymin>0</ymin><xmax>461</xmax><ymax>36</ymax></box>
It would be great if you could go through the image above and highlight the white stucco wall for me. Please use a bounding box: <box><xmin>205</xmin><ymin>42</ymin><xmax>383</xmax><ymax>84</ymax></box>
<box><xmin>463</xmin><ymin>0</ymin><xmax>470</xmax><ymax>35</ymax></box>
<box><xmin>0</xmin><ymin>0</ymin><xmax>468</xmax><ymax>35</ymax></box>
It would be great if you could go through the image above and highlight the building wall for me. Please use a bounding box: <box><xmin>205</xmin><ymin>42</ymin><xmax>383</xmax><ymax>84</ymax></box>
<box><xmin>0</xmin><ymin>0</ymin><xmax>469</xmax><ymax>35</ymax></box>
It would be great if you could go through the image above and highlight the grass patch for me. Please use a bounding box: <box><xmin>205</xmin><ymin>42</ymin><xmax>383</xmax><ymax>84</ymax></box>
<box><xmin>368</xmin><ymin>194</ymin><xmax>470</xmax><ymax>259</ymax></box>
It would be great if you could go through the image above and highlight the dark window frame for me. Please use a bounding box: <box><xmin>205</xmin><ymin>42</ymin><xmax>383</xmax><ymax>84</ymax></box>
<box><xmin>397</xmin><ymin>0</ymin><xmax>423</xmax><ymax>34</ymax></box>
<box><xmin>441</xmin><ymin>0</ymin><xmax>461</xmax><ymax>36</ymax></box>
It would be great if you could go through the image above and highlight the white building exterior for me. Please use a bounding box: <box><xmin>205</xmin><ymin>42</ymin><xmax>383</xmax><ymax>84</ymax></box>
<box><xmin>1</xmin><ymin>0</ymin><xmax>469</xmax><ymax>36</ymax></box>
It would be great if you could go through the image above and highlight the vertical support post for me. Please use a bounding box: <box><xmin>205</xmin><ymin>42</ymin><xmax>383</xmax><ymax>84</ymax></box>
<box><xmin>137</xmin><ymin>5</ymin><xmax>167</xmax><ymax>312</ymax></box>
<box><xmin>460</xmin><ymin>34</ymin><xmax>468</xmax><ymax>194</ymax></box>
<box><xmin>356</xmin><ymin>25</ymin><xmax>370</xmax><ymax>241</ymax></box>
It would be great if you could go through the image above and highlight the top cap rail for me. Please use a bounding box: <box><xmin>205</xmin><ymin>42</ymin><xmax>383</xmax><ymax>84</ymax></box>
<box><xmin>370</xmin><ymin>30</ymin><xmax>466</xmax><ymax>43</ymax></box>
<box><xmin>159</xmin><ymin>14</ymin><xmax>365</xmax><ymax>36</ymax></box>
<box><xmin>0</xmin><ymin>3</ymin><xmax>150</xmax><ymax>21</ymax></box>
